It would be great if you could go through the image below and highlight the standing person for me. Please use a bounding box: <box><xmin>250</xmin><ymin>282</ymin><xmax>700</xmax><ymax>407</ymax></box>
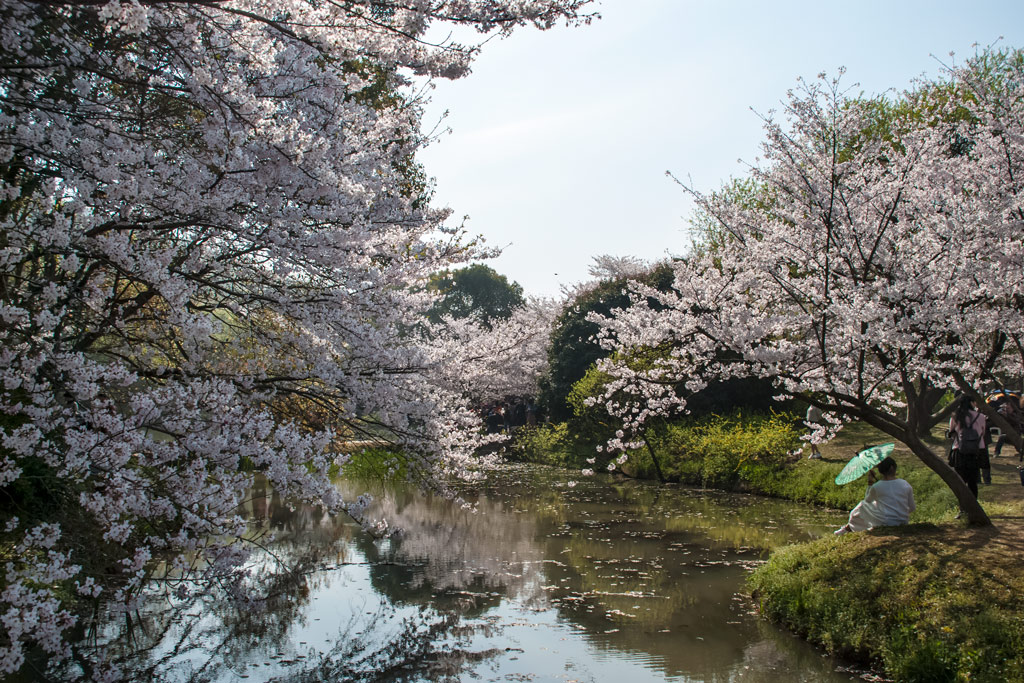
<box><xmin>948</xmin><ymin>395</ymin><xmax>987</xmax><ymax>510</ymax></box>
<box><xmin>805</xmin><ymin>404</ymin><xmax>824</xmax><ymax>459</ymax></box>
<box><xmin>486</xmin><ymin>405</ymin><xmax>502</xmax><ymax>434</ymax></box>
<box><xmin>994</xmin><ymin>394</ymin><xmax>1022</xmax><ymax>459</ymax></box>
<box><xmin>834</xmin><ymin>457</ymin><xmax>915</xmax><ymax>535</ymax></box>
<box><xmin>499</xmin><ymin>403</ymin><xmax>509</xmax><ymax>434</ymax></box>
<box><xmin>1019</xmin><ymin>395</ymin><xmax>1024</xmax><ymax>463</ymax></box>
<box><xmin>979</xmin><ymin>438</ymin><xmax>993</xmax><ymax>486</ymax></box>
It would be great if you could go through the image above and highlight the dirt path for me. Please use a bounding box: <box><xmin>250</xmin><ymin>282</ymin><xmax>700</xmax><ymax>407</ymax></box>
<box><xmin>982</xmin><ymin>455</ymin><xmax>1024</xmax><ymax>550</ymax></box>
<box><xmin>985</xmin><ymin>453</ymin><xmax>1024</xmax><ymax>506</ymax></box>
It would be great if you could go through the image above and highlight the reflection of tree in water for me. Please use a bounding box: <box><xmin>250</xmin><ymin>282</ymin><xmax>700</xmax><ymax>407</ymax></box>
<box><xmin>96</xmin><ymin>598</ymin><xmax>489</xmax><ymax>683</ymax></box>
<box><xmin>339</xmin><ymin>478</ymin><xmax>546</xmax><ymax>616</ymax></box>
<box><xmin>87</xmin><ymin>475</ymin><xmax>545</xmax><ymax>681</ymax></box>
<box><xmin>89</xmin><ymin>479</ymin><xmax>359</xmax><ymax>678</ymax></box>
<box><xmin>273</xmin><ymin>610</ymin><xmax>501</xmax><ymax>683</ymax></box>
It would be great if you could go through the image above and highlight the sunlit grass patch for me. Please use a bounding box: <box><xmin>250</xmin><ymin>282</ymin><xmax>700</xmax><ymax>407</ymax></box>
<box><xmin>750</xmin><ymin>523</ymin><xmax>1024</xmax><ymax>682</ymax></box>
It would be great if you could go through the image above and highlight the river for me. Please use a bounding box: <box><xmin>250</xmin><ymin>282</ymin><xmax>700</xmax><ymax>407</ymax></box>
<box><xmin>91</xmin><ymin>464</ymin><xmax>865</xmax><ymax>682</ymax></box>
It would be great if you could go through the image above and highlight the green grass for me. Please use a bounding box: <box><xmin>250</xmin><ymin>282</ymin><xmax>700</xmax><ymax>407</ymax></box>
<box><xmin>749</xmin><ymin>524</ymin><xmax>1024</xmax><ymax>682</ymax></box>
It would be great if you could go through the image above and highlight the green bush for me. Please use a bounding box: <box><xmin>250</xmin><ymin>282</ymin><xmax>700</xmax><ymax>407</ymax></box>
<box><xmin>340</xmin><ymin>447</ymin><xmax>409</xmax><ymax>481</ymax></box>
<box><xmin>631</xmin><ymin>412</ymin><xmax>802</xmax><ymax>487</ymax></box>
<box><xmin>511</xmin><ymin>423</ymin><xmax>573</xmax><ymax>466</ymax></box>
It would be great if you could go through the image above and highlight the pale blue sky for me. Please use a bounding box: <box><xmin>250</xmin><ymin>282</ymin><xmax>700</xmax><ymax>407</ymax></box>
<box><xmin>417</xmin><ymin>1</ymin><xmax>1024</xmax><ymax>297</ymax></box>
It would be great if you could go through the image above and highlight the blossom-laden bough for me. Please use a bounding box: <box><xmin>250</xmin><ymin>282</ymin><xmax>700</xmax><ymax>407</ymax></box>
<box><xmin>0</xmin><ymin>0</ymin><xmax>592</xmax><ymax>677</ymax></box>
<box><xmin>592</xmin><ymin>52</ymin><xmax>1024</xmax><ymax>530</ymax></box>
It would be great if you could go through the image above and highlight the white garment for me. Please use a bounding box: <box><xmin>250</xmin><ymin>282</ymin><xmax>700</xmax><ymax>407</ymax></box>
<box><xmin>845</xmin><ymin>478</ymin><xmax>916</xmax><ymax>531</ymax></box>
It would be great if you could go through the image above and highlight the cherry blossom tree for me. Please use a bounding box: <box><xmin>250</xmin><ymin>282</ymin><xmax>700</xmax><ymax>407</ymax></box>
<box><xmin>593</xmin><ymin>55</ymin><xmax>1024</xmax><ymax>528</ymax></box>
<box><xmin>434</xmin><ymin>296</ymin><xmax>556</xmax><ymax>405</ymax></box>
<box><xmin>0</xmin><ymin>0</ymin><xmax>592</xmax><ymax>677</ymax></box>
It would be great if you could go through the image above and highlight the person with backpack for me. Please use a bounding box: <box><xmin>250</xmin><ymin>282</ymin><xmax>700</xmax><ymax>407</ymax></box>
<box><xmin>949</xmin><ymin>395</ymin><xmax>987</xmax><ymax>506</ymax></box>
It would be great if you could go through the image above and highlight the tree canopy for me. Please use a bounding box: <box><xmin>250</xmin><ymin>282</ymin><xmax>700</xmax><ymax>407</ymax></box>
<box><xmin>0</xmin><ymin>0</ymin><xmax>593</xmax><ymax>676</ymax></box>
<box><xmin>428</xmin><ymin>263</ymin><xmax>526</xmax><ymax>329</ymax></box>
<box><xmin>593</xmin><ymin>51</ymin><xmax>1024</xmax><ymax>527</ymax></box>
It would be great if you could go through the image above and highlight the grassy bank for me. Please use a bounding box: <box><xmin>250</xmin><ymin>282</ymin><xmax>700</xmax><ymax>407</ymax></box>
<box><xmin>512</xmin><ymin>414</ymin><xmax>973</xmax><ymax>521</ymax></box>
<box><xmin>749</xmin><ymin>519</ymin><xmax>1024</xmax><ymax>682</ymax></box>
<box><xmin>747</xmin><ymin>438</ymin><xmax>1024</xmax><ymax>682</ymax></box>
<box><xmin>513</xmin><ymin>414</ymin><xmax>1024</xmax><ymax>682</ymax></box>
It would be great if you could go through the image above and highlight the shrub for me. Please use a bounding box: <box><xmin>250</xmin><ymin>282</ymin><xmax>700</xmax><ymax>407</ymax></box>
<box><xmin>631</xmin><ymin>412</ymin><xmax>802</xmax><ymax>487</ymax></box>
<box><xmin>340</xmin><ymin>447</ymin><xmax>410</xmax><ymax>482</ymax></box>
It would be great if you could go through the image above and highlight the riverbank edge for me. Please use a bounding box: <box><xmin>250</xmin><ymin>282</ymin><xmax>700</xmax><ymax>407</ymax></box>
<box><xmin>747</xmin><ymin>519</ymin><xmax>1024</xmax><ymax>683</ymax></box>
<box><xmin>508</xmin><ymin>421</ymin><xmax>1024</xmax><ymax>683</ymax></box>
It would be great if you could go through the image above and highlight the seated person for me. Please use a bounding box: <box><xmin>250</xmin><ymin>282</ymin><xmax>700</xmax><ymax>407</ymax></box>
<box><xmin>835</xmin><ymin>456</ymin><xmax>915</xmax><ymax>535</ymax></box>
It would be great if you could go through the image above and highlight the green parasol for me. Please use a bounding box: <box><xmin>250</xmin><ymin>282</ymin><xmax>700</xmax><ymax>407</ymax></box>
<box><xmin>835</xmin><ymin>443</ymin><xmax>896</xmax><ymax>485</ymax></box>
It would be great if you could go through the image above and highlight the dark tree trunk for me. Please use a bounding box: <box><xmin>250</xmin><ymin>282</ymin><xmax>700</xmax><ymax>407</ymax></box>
<box><xmin>644</xmin><ymin>436</ymin><xmax>666</xmax><ymax>483</ymax></box>
<box><xmin>903</xmin><ymin>430</ymin><xmax>991</xmax><ymax>526</ymax></box>
<box><xmin>911</xmin><ymin>384</ymin><xmax>953</xmax><ymax>438</ymax></box>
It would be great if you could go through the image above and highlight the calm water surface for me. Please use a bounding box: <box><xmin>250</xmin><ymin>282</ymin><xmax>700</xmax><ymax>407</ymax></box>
<box><xmin>98</xmin><ymin>465</ymin><xmax>864</xmax><ymax>682</ymax></box>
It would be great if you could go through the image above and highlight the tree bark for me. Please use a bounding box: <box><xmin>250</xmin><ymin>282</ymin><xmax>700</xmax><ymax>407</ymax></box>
<box><xmin>911</xmin><ymin>383</ymin><xmax>952</xmax><ymax>437</ymax></box>
<box><xmin>903</xmin><ymin>430</ymin><xmax>992</xmax><ymax>526</ymax></box>
<box><xmin>644</xmin><ymin>437</ymin><xmax>666</xmax><ymax>483</ymax></box>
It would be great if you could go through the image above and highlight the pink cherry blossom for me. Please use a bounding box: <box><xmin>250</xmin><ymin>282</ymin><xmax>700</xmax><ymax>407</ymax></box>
<box><xmin>592</xmin><ymin>57</ymin><xmax>1024</xmax><ymax>525</ymax></box>
<box><xmin>0</xmin><ymin>0</ymin><xmax>593</xmax><ymax>677</ymax></box>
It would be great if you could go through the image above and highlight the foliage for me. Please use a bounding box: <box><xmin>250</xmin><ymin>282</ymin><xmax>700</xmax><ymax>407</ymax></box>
<box><xmin>748</xmin><ymin>526</ymin><xmax>1024</xmax><ymax>682</ymax></box>
<box><xmin>513</xmin><ymin>411</ymin><xmax>802</xmax><ymax>483</ymax></box>
<box><xmin>427</xmin><ymin>264</ymin><xmax>526</xmax><ymax>330</ymax></box>
<box><xmin>539</xmin><ymin>261</ymin><xmax>675</xmax><ymax>420</ymax></box>
<box><xmin>508</xmin><ymin>423</ymin><xmax>578</xmax><ymax>467</ymax></box>
<box><xmin>338</xmin><ymin>448</ymin><xmax>409</xmax><ymax>483</ymax></box>
<box><xmin>559</xmin><ymin>355</ymin><xmax>783</xmax><ymax>484</ymax></box>
<box><xmin>625</xmin><ymin>413</ymin><xmax>800</xmax><ymax>486</ymax></box>
<box><xmin>593</xmin><ymin>49</ymin><xmax>1024</xmax><ymax>526</ymax></box>
<box><xmin>0</xmin><ymin>0</ymin><xmax>594</xmax><ymax>677</ymax></box>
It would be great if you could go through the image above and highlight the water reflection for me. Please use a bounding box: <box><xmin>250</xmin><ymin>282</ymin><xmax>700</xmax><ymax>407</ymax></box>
<box><xmin>90</xmin><ymin>465</ymin><xmax>861</xmax><ymax>682</ymax></box>
<box><xmin>454</xmin><ymin>468</ymin><xmax>854</xmax><ymax>682</ymax></box>
<box><xmin>348</xmin><ymin>479</ymin><xmax>546</xmax><ymax>614</ymax></box>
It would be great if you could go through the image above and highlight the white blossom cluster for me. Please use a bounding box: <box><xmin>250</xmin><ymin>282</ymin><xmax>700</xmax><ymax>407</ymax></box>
<box><xmin>433</xmin><ymin>296</ymin><xmax>557</xmax><ymax>404</ymax></box>
<box><xmin>591</xmin><ymin>57</ymin><xmax>1024</xmax><ymax>510</ymax></box>
<box><xmin>0</xmin><ymin>0</ymin><xmax>592</xmax><ymax>677</ymax></box>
